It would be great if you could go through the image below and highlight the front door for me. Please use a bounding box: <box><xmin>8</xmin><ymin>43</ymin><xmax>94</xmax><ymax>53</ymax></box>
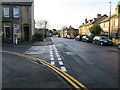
<box><xmin>24</xmin><ymin>26</ymin><xmax>29</xmax><ymax>41</ymax></box>
<box><xmin>4</xmin><ymin>26</ymin><xmax>10</xmax><ymax>38</ymax></box>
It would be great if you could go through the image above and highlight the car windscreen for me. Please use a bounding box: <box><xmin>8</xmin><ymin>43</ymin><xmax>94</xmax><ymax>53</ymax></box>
<box><xmin>101</xmin><ymin>37</ymin><xmax>108</xmax><ymax>40</ymax></box>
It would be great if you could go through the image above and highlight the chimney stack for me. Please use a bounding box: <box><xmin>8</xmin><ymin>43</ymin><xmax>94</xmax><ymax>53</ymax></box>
<box><xmin>96</xmin><ymin>14</ymin><xmax>101</xmax><ymax>18</ymax></box>
<box><xmin>85</xmin><ymin>18</ymin><xmax>88</xmax><ymax>23</ymax></box>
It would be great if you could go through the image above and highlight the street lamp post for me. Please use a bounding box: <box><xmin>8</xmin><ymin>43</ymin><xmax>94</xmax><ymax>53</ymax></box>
<box><xmin>108</xmin><ymin>2</ymin><xmax>111</xmax><ymax>39</ymax></box>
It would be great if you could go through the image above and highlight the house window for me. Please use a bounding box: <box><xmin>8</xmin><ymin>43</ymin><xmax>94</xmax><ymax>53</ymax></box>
<box><xmin>104</xmin><ymin>22</ymin><xmax>108</xmax><ymax>27</ymax></box>
<box><xmin>3</xmin><ymin>8</ymin><xmax>9</xmax><ymax>17</ymax></box>
<box><xmin>114</xmin><ymin>19</ymin><xmax>118</xmax><ymax>26</ymax></box>
<box><xmin>13</xmin><ymin>8</ymin><xmax>19</xmax><ymax>18</ymax></box>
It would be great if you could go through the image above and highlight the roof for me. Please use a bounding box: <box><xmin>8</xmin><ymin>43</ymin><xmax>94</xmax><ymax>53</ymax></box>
<box><xmin>91</xmin><ymin>14</ymin><xmax>108</xmax><ymax>24</ymax></box>
<box><xmin>100</xmin><ymin>14</ymin><xmax>118</xmax><ymax>23</ymax></box>
<box><xmin>79</xmin><ymin>14</ymin><xmax>108</xmax><ymax>28</ymax></box>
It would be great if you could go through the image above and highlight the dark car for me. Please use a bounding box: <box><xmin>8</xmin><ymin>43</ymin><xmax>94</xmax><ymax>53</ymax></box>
<box><xmin>81</xmin><ymin>35</ymin><xmax>93</xmax><ymax>42</ymax></box>
<box><xmin>75</xmin><ymin>35</ymin><xmax>84</xmax><ymax>41</ymax></box>
<box><xmin>118</xmin><ymin>42</ymin><xmax>120</xmax><ymax>49</ymax></box>
<box><xmin>93</xmin><ymin>36</ymin><xmax>113</xmax><ymax>46</ymax></box>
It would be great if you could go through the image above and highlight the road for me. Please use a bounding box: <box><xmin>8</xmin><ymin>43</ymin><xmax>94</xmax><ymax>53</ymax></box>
<box><xmin>2</xmin><ymin>37</ymin><xmax>119</xmax><ymax>89</ymax></box>
<box><xmin>52</xmin><ymin>37</ymin><xmax>119</xmax><ymax>88</ymax></box>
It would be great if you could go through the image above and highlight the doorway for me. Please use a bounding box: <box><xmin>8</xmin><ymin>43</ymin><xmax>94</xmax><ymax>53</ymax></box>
<box><xmin>4</xmin><ymin>26</ymin><xmax>10</xmax><ymax>38</ymax></box>
<box><xmin>24</xmin><ymin>26</ymin><xmax>29</xmax><ymax>41</ymax></box>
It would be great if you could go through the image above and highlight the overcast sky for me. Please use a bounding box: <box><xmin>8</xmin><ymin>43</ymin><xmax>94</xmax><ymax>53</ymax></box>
<box><xmin>34</xmin><ymin>0</ymin><xmax>119</xmax><ymax>30</ymax></box>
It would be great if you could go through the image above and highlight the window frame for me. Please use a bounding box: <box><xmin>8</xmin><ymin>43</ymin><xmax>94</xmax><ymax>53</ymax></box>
<box><xmin>13</xmin><ymin>8</ymin><xmax>19</xmax><ymax>18</ymax></box>
<box><xmin>3</xmin><ymin>8</ymin><xmax>10</xmax><ymax>17</ymax></box>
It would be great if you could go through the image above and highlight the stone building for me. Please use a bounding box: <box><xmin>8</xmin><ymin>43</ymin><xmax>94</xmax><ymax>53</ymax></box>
<box><xmin>0</xmin><ymin>0</ymin><xmax>34</xmax><ymax>44</ymax></box>
<box><xmin>100</xmin><ymin>5</ymin><xmax>120</xmax><ymax>44</ymax></box>
<box><xmin>78</xmin><ymin>14</ymin><xmax>108</xmax><ymax>35</ymax></box>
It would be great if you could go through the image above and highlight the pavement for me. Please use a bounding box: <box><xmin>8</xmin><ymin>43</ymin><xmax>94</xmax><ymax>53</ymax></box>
<box><xmin>2</xmin><ymin>53</ymin><xmax>69</xmax><ymax>88</ymax></box>
<box><xmin>2</xmin><ymin>37</ymin><xmax>54</xmax><ymax>47</ymax></box>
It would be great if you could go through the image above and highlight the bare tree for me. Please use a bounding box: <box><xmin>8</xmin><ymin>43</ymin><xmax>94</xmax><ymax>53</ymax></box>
<box><xmin>36</xmin><ymin>19</ymin><xmax>45</xmax><ymax>29</ymax></box>
<box><xmin>36</xmin><ymin>19</ymin><xmax>49</xmax><ymax>29</ymax></box>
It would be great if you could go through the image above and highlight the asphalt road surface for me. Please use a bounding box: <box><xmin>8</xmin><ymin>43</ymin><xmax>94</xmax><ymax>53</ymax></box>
<box><xmin>2</xmin><ymin>37</ymin><xmax>119</xmax><ymax>89</ymax></box>
<box><xmin>52</xmin><ymin>37</ymin><xmax>119</xmax><ymax>88</ymax></box>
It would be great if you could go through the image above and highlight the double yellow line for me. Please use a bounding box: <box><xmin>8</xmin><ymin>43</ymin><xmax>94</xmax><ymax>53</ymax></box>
<box><xmin>1</xmin><ymin>51</ymin><xmax>87</xmax><ymax>90</ymax></box>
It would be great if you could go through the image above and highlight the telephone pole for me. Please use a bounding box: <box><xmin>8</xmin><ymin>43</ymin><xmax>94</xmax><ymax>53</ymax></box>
<box><xmin>44</xmin><ymin>20</ymin><xmax>47</xmax><ymax>38</ymax></box>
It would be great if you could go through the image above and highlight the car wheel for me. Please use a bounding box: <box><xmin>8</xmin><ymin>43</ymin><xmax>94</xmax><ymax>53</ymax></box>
<box><xmin>100</xmin><ymin>42</ymin><xmax>104</xmax><ymax>46</ymax></box>
<box><xmin>93</xmin><ymin>41</ymin><xmax>95</xmax><ymax>44</ymax></box>
<box><xmin>118</xmin><ymin>45</ymin><xmax>120</xmax><ymax>49</ymax></box>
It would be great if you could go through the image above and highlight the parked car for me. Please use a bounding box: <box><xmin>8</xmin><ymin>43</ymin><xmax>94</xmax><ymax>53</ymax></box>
<box><xmin>67</xmin><ymin>35</ymin><xmax>74</xmax><ymax>39</ymax></box>
<box><xmin>93</xmin><ymin>36</ymin><xmax>113</xmax><ymax>45</ymax></box>
<box><xmin>81</xmin><ymin>35</ymin><xmax>93</xmax><ymax>42</ymax></box>
<box><xmin>75</xmin><ymin>35</ymin><xmax>84</xmax><ymax>41</ymax></box>
<box><xmin>118</xmin><ymin>42</ymin><xmax>120</xmax><ymax>49</ymax></box>
<box><xmin>58</xmin><ymin>35</ymin><xmax>61</xmax><ymax>37</ymax></box>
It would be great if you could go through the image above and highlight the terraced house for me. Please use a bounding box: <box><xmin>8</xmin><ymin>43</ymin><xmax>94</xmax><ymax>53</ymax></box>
<box><xmin>100</xmin><ymin>5</ymin><xmax>120</xmax><ymax>44</ymax></box>
<box><xmin>0</xmin><ymin>0</ymin><xmax>34</xmax><ymax>44</ymax></box>
<box><xmin>78</xmin><ymin>14</ymin><xmax>108</xmax><ymax>35</ymax></box>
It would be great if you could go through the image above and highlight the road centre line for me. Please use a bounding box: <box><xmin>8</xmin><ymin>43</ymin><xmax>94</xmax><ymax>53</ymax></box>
<box><xmin>1</xmin><ymin>51</ymin><xmax>87</xmax><ymax>89</ymax></box>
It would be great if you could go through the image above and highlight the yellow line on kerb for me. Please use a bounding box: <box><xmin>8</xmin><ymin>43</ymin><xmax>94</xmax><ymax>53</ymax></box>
<box><xmin>1</xmin><ymin>50</ymin><xmax>87</xmax><ymax>89</ymax></box>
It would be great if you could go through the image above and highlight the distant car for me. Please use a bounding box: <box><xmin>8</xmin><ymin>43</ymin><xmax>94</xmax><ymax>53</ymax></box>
<box><xmin>93</xmin><ymin>36</ymin><xmax>113</xmax><ymax>46</ymax></box>
<box><xmin>75</xmin><ymin>35</ymin><xmax>84</xmax><ymax>41</ymax></box>
<box><xmin>67</xmin><ymin>35</ymin><xmax>74</xmax><ymax>39</ymax></box>
<box><xmin>64</xmin><ymin>35</ymin><xmax>67</xmax><ymax>38</ymax></box>
<box><xmin>81</xmin><ymin>35</ymin><xmax>93</xmax><ymax>42</ymax></box>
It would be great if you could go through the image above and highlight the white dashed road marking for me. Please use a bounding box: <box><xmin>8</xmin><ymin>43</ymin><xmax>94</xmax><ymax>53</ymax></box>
<box><xmin>58</xmin><ymin>61</ymin><xmax>64</xmax><ymax>65</ymax></box>
<box><xmin>50</xmin><ymin>58</ymin><xmax>54</xmax><ymax>60</ymax></box>
<box><xmin>61</xmin><ymin>67</ymin><xmax>67</xmax><ymax>72</ymax></box>
<box><xmin>51</xmin><ymin>61</ymin><xmax>55</xmax><ymax>65</ymax></box>
<box><xmin>50</xmin><ymin>52</ymin><xmax>53</xmax><ymax>55</ymax></box>
<box><xmin>49</xmin><ymin>45</ymin><xmax>67</xmax><ymax>72</ymax></box>
<box><xmin>56</xmin><ymin>53</ymin><xmax>59</xmax><ymax>55</ymax></box>
<box><xmin>55</xmin><ymin>51</ymin><xmax>58</xmax><ymax>53</ymax></box>
<box><xmin>50</xmin><ymin>55</ymin><xmax>54</xmax><ymax>57</ymax></box>
<box><xmin>56</xmin><ymin>55</ymin><xmax>60</xmax><ymax>57</ymax></box>
<box><xmin>57</xmin><ymin>58</ymin><xmax>62</xmax><ymax>60</ymax></box>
